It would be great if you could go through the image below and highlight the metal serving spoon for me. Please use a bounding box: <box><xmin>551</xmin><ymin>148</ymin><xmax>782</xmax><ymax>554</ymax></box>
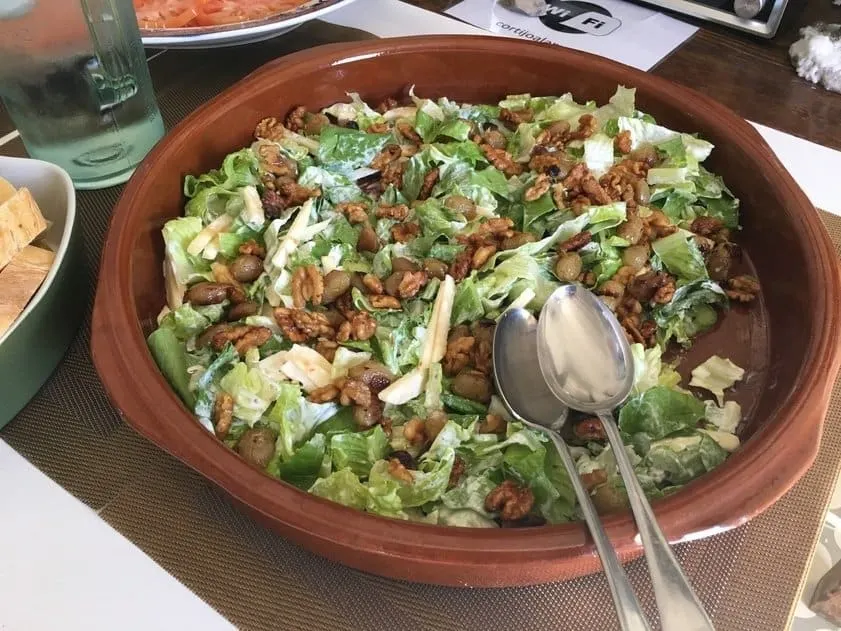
<box><xmin>493</xmin><ymin>308</ymin><xmax>651</xmax><ymax>631</ymax></box>
<box><xmin>535</xmin><ymin>284</ymin><xmax>715</xmax><ymax>631</ymax></box>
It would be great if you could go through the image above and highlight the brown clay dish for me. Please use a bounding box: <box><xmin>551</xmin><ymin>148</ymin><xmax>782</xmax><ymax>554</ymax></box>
<box><xmin>91</xmin><ymin>36</ymin><xmax>841</xmax><ymax>587</ymax></box>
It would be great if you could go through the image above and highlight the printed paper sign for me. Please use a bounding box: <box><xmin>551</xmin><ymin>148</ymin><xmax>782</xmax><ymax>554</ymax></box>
<box><xmin>445</xmin><ymin>0</ymin><xmax>698</xmax><ymax>70</ymax></box>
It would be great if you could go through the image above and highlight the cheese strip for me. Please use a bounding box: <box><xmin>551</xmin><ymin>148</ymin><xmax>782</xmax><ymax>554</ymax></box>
<box><xmin>0</xmin><ymin>188</ymin><xmax>49</xmax><ymax>270</ymax></box>
<box><xmin>0</xmin><ymin>245</ymin><xmax>55</xmax><ymax>335</ymax></box>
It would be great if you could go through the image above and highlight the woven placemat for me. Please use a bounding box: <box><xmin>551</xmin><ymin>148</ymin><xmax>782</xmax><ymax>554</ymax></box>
<box><xmin>3</xmin><ymin>21</ymin><xmax>841</xmax><ymax>631</ymax></box>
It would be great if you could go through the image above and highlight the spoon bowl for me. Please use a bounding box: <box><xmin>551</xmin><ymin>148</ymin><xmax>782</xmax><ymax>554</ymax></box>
<box><xmin>536</xmin><ymin>283</ymin><xmax>634</xmax><ymax>413</ymax></box>
<box><xmin>492</xmin><ymin>307</ymin><xmax>568</xmax><ymax>430</ymax></box>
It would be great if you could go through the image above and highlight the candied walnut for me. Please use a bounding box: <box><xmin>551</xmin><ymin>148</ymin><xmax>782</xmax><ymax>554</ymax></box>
<box><xmin>626</xmin><ymin>271</ymin><xmax>671</xmax><ymax>303</ymax></box>
<box><xmin>613</xmin><ymin>266</ymin><xmax>639</xmax><ymax>287</ymax></box>
<box><xmin>403</xmin><ymin>418</ymin><xmax>427</xmax><ymax>445</ymax></box>
<box><xmin>211</xmin><ymin>325</ymin><xmax>272</xmax><ymax>356</ymax></box>
<box><xmin>551</xmin><ymin>182</ymin><xmax>566</xmax><ymax>211</ymax></box>
<box><xmin>600</xmin><ymin>279</ymin><xmax>626</xmax><ymax>299</ymax></box>
<box><xmin>535</xmin><ymin>120</ymin><xmax>572</xmax><ymax>150</ymax></box>
<box><xmin>291</xmin><ymin>265</ymin><xmax>324</xmax><ymax>309</ymax></box>
<box><xmin>479</xmin><ymin>413</ymin><xmax>507</xmax><ymax>434</ymax></box>
<box><xmin>256</xmin><ymin>142</ymin><xmax>298</xmax><ymax>178</ymax></box>
<box><xmin>570</xmin><ymin>196</ymin><xmax>591</xmax><ymax>216</ymax></box>
<box><xmin>645</xmin><ymin>210</ymin><xmax>678</xmax><ymax>239</ymax></box>
<box><xmin>308</xmin><ymin>383</ymin><xmax>340</xmax><ymax>403</ymax></box>
<box><xmin>652</xmin><ymin>277</ymin><xmax>676</xmax><ymax>304</ymax></box>
<box><xmin>315</xmin><ymin>338</ymin><xmax>338</xmax><ymax>363</ymax></box>
<box><xmin>391</xmin><ymin>222</ymin><xmax>420</xmax><ymax>243</ymax></box>
<box><xmin>690</xmin><ymin>216</ymin><xmax>725</xmax><ymax>238</ymax></box>
<box><xmin>214</xmin><ymin>392</ymin><xmax>234</xmax><ymax>439</ymax></box>
<box><xmin>238</xmin><ymin>240</ymin><xmax>266</xmax><ymax>259</ymax></box>
<box><xmin>557</xmin><ymin>231</ymin><xmax>592</xmax><ymax>252</ymax></box>
<box><xmin>254</xmin><ymin>117</ymin><xmax>285</xmax><ymax>142</ymax></box>
<box><xmin>581</xmin><ymin>175</ymin><xmax>612</xmax><ymax>205</ymax></box>
<box><xmin>397</xmin><ymin>271</ymin><xmax>428</xmax><ymax>299</ymax></box>
<box><xmin>370</xmin><ymin>144</ymin><xmax>402</xmax><ymax>171</ymax></box>
<box><xmin>614</xmin><ymin>130</ymin><xmax>632</xmax><ymax>154</ymax></box>
<box><xmin>262</xmin><ymin>182</ymin><xmax>321</xmax><ymax>219</ymax></box>
<box><xmin>524</xmin><ymin>174</ymin><xmax>550</xmax><ymax>202</ymax></box>
<box><xmin>369</xmin><ymin>295</ymin><xmax>402</xmax><ymax>310</ymax></box>
<box><xmin>418</xmin><ymin>167</ymin><xmax>439</xmax><ymax>201</ymax></box>
<box><xmin>388</xmin><ymin>458</ymin><xmax>414</xmax><ymax>484</ymax></box>
<box><xmin>480</xmin><ymin>143</ymin><xmax>523</xmax><ymax>177</ymax></box>
<box><xmin>376</xmin><ymin>96</ymin><xmax>399</xmax><ymax>114</ymax></box>
<box><xmin>448</xmin><ymin>456</ymin><xmax>466</xmax><ymax>489</ymax></box>
<box><xmin>499</xmin><ymin>107</ymin><xmax>534</xmax><ymax>130</ymax></box>
<box><xmin>362</xmin><ymin>273</ymin><xmax>384</xmax><ymax>294</ymax></box>
<box><xmin>472</xmin><ymin>244</ymin><xmax>497</xmax><ymax>270</ymax></box>
<box><xmin>443</xmin><ymin>336</ymin><xmax>475</xmax><ymax>376</ymax></box>
<box><xmin>624</xmin><ymin>315</ymin><xmax>657</xmax><ymax>346</ymax></box>
<box><xmin>727</xmin><ymin>275</ymin><xmax>760</xmax><ymax>302</ymax></box>
<box><xmin>580</xmin><ymin>469</ymin><xmax>608</xmax><ymax>492</ymax></box>
<box><xmin>476</xmin><ymin>217</ymin><xmax>515</xmax><ymax>239</ymax></box>
<box><xmin>396</xmin><ymin>121</ymin><xmax>422</xmax><ymax>143</ymax></box>
<box><xmin>336</xmin><ymin>377</ymin><xmax>372</xmax><ymax>407</ymax></box>
<box><xmin>380</xmin><ymin>160</ymin><xmax>405</xmax><ymax>190</ymax></box>
<box><xmin>485</xmin><ymin>480</ymin><xmax>535</xmax><ymax>521</ymax></box>
<box><xmin>273</xmin><ymin>308</ymin><xmax>335</xmax><ymax>342</ymax></box>
<box><xmin>367</xmin><ymin>121</ymin><xmax>389</xmax><ymax>134</ymax></box>
<box><xmin>529</xmin><ymin>153</ymin><xmax>566</xmax><ymax>175</ymax></box>
<box><xmin>336</xmin><ymin>310</ymin><xmax>378</xmax><ymax>342</ymax></box>
<box><xmin>449</xmin><ymin>248</ymin><xmax>474</xmax><ymax>282</ymax></box>
<box><xmin>375</xmin><ymin>204</ymin><xmax>410</xmax><ymax>220</ymax></box>
<box><xmin>568</xmin><ymin>114</ymin><xmax>597</xmax><ymax>141</ymax></box>
<box><xmin>285</xmin><ymin>105</ymin><xmax>307</xmax><ymax>133</ymax></box>
<box><xmin>472</xmin><ymin>336</ymin><xmax>493</xmax><ymax>375</ymax></box>
<box><xmin>336</xmin><ymin>201</ymin><xmax>369</xmax><ymax>224</ymax></box>
<box><xmin>573</xmin><ymin>417</ymin><xmax>606</xmax><ymax>441</ymax></box>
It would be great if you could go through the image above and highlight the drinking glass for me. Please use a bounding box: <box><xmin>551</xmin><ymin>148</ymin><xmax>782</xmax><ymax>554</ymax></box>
<box><xmin>0</xmin><ymin>0</ymin><xmax>165</xmax><ymax>189</ymax></box>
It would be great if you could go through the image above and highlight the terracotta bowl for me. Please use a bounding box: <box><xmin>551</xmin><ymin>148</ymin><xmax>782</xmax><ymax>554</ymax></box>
<box><xmin>91</xmin><ymin>36</ymin><xmax>841</xmax><ymax>587</ymax></box>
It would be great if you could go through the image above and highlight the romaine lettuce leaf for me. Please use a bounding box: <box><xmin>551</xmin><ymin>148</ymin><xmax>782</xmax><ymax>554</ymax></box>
<box><xmin>191</xmin><ymin>343</ymin><xmax>240</xmax><ymax>431</ymax></box>
<box><xmin>297</xmin><ymin>166</ymin><xmax>364</xmax><ymax>204</ymax></box>
<box><xmin>704</xmin><ymin>400</ymin><xmax>742</xmax><ymax>434</ymax></box>
<box><xmin>442</xmin><ymin>473</ymin><xmax>497</xmax><ymax>517</ymax></box>
<box><xmin>147</xmin><ymin>327</ymin><xmax>195</xmax><ymax>408</ymax></box>
<box><xmin>316</xmin><ymin>126</ymin><xmax>391</xmax><ymax>175</ymax></box>
<box><xmin>309</xmin><ymin>468</ymin><xmax>368</xmax><ymax>509</ymax></box>
<box><xmin>330</xmin><ymin>425</ymin><xmax>390</xmax><ymax>478</ymax></box>
<box><xmin>267</xmin><ymin>382</ymin><xmax>339</xmax><ymax>460</ymax></box>
<box><xmin>652</xmin><ymin>230</ymin><xmax>709</xmax><ymax>282</ymax></box>
<box><xmin>218</xmin><ymin>362</ymin><xmax>279</xmax><ymax>425</ymax></box>
<box><xmin>689</xmin><ymin>356</ymin><xmax>745</xmax><ymax>406</ymax></box>
<box><xmin>618</xmin><ymin>385</ymin><xmax>706</xmax><ymax>440</ymax></box>
<box><xmin>652</xmin><ymin>279</ymin><xmax>728</xmax><ymax>346</ymax></box>
<box><xmin>162</xmin><ymin>217</ymin><xmax>212</xmax><ymax>285</ymax></box>
<box><xmin>644</xmin><ymin>432</ymin><xmax>727</xmax><ymax>485</ymax></box>
<box><xmin>321</xmin><ymin>92</ymin><xmax>384</xmax><ymax>131</ymax></box>
<box><xmin>267</xmin><ymin>433</ymin><xmax>326</xmax><ymax>490</ymax></box>
<box><xmin>183</xmin><ymin>149</ymin><xmax>260</xmax><ymax>222</ymax></box>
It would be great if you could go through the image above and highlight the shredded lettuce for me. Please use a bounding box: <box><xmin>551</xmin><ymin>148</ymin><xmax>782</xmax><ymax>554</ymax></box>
<box><xmin>689</xmin><ymin>356</ymin><xmax>745</xmax><ymax>405</ymax></box>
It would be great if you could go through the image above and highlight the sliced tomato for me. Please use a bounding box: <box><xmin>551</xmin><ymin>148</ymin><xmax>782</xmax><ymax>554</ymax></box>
<box><xmin>134</xmin><ymin>0</ymin><xmax>309</xmax><ymax>29</ymax></box>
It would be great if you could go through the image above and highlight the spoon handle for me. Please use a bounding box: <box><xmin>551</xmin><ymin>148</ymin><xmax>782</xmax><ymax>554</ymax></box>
<box><xmin>545</xmin><ymin>431</ymin><xmax>652</xmax><ymax>631</ymax></box>
<box><xmin>598</xmin><ymin>412</ymin><xmax>715</xmax><ymax>631</ymax></box>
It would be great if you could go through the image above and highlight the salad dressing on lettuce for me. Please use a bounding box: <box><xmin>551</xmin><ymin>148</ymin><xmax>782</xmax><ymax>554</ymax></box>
<box><xmin>147</xmin><ymin>86</ymin><xmax>757</xmax><ymax>527</ymax></box>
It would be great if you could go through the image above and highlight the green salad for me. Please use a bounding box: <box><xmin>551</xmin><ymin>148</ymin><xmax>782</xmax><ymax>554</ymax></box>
<box><xmin>148</xmin><ymin>86</ymin><xmax>759</xmax><ymax>527</ymax></box>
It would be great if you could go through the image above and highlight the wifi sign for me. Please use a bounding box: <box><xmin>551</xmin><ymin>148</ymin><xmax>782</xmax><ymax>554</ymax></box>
<box><xmin>539</xmin><ymin>0</ymin><xmax>622</xmax><ymax>35</ymax></box>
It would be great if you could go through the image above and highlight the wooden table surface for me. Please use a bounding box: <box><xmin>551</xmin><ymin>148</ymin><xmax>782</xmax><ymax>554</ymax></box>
<box><xmin>1</xmin><ymin>1</ymin><xmax>839</xmax><ymax>154</ymax></box>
